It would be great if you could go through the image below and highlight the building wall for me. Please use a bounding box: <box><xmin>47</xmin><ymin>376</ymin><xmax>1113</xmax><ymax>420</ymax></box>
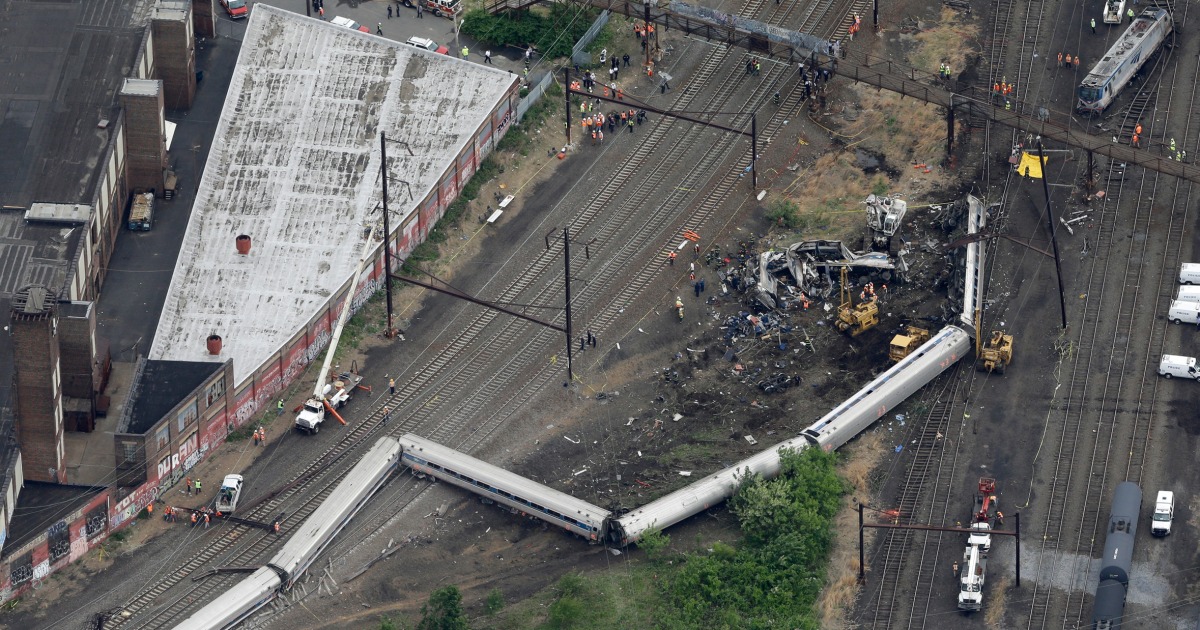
<box><xmin>68</xmin><ymin>120</ymin><xmax>128</xmax><ymax>302</ymax></box>
<box><xmin>59</xmin><ymin>303</ymin><xmax>97</xmax><ymax>400</ymax></box>
<box><xmin>11</xmin><ymin>307</ymin><xmax>65</xmax><ymax>484</ymax></box>
<box><xmin>0</xmin><ymin>490</ymin><xmax>109</xmax><ymax>603</ymax></box>
<box><xmin>152</xmin><ymin>6</ymin><xmax>196</xmax><ymax>109</ymax></box>
<box><xmin>120</xmin><ymin>80</ymin><xmax>167</xmax><ymax>195</ymax></box>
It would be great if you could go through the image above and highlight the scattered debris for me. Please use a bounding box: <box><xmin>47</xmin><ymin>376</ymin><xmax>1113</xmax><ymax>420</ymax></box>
<box><xmin>744</xmin><ymin>435</ymin><xmax>758</xmax><ymax>445</ymax></box>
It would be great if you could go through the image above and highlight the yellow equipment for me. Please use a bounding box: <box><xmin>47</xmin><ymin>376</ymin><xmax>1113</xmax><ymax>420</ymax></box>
<box><xmin>978</xmin><ymin>330</ymin><xmax>1014</xmax><ymax>374</ymax></box>
<box><xmin>835</xmin><ymin>267</ymin><xmax>879</xmax><ymax>336</ymax></box>
<box><xmin>889</xmin><ymin>326</ymin><xmax>931</xmax><ymax>362</ymax></box>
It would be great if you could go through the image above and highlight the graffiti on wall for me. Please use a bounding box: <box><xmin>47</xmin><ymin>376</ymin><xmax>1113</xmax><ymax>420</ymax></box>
<box><xmin>9</xmin><ymin>553</ymin><xmax>32</xmax><ymax>588</ymax></box>
<box><xmin>85</xmin><ymin>505</ymin><xmax>107</xmax><ymax>540</ymax></box>
<box><xmin>110</xmin><ymin>481</ymin><xmax>160</xmax><ymax>529</ymax></box>
<box><xmin>47</xmin><ymin>521</ymin><xmax>70</xmax><ymax>563</ymax></box>
<box><xmin>155</xmin><ymin>432</ymin><xmax>198</xmax><ymax>481</ymax></box>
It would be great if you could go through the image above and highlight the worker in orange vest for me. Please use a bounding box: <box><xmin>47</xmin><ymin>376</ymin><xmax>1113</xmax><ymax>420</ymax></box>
<box><xmin>1057</xmin><ymin>52</ymin><xmax>1063</xmax><ymax>67</ymax></box>
<box><xmin>1065</xmin><ymin>53</ymin><xmax>1072</xmax><ymax>67</ymax></box>
<box><xmin>1135</xmin><ymin>122</ymin><xmax>1143</xmax><ymax>136</ymax></box>
<box><xmin>1073</xmin><ymin>56</ymin><xmax>1080</xmax><ymax>69</ymax></box>
<box><xmin>1132</xmin><ymin>133</ymin><xmax>1140</xmax><ymax>147</ymax></box>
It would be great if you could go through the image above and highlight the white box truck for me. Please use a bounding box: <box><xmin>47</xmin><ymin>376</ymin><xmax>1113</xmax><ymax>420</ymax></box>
<box><xmin>1158</xmin><ymin>355</ymin><xmax>1200</xmax><ymax>380</ymax></box>
<box><xmin>1180</xmin><ymin>263</ymin><xmax>1200</xmax><ymax>285</ymax></box>
<box><xmin>1168</xmin><ymin>300</ymin><xmax>1200</xmax><ymax>324</ymax></box>
<box><xmin>1177</xmin><ymin>286</ymin><xmax>1200</xmax><ymax>304</ymax></box>
<box><xmin>1151</xmin><ymin>491</ymin><xmax>1174</xmax><ymax>536</ymax></box>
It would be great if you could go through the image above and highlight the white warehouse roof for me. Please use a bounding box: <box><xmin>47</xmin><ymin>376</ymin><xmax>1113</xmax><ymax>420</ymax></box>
<box><xmin>149</xmin><ymin>4</ymin><xmax>515</xmax><ymax>384</ymax></box>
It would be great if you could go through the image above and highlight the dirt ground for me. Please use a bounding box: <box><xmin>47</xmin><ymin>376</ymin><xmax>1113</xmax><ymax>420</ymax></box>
<box><xmin>9</xmin><ymin>3</ymin><xmax>980</xmax><ymax>628</ymax></box>
<box><xmin>285</xmin><ymin>4</ymin><xmax>981</xmax><ymax>628</ymax></box>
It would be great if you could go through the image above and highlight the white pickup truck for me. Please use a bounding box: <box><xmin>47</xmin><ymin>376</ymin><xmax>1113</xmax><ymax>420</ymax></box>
<box><xmin>294</xmin><ymin>373</ymin><xmax>363</xmax><ymax>434</ymax></box>
<box><xmin>214</xmin><ymin>474</ymin><xmax>244</xmax><ymax>513</ymax></box>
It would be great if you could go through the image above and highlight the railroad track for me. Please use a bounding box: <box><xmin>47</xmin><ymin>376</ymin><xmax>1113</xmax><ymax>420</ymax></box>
<box><xmin>1023</xmin><ymin>3</ymin><xmax>1188</xmax><ymax>628</ymax></box>
<box><xmin>106</xmin><ymin>402</ymin><xmax>399</xmax><ymax>628</ymax></box>
<box><xmin>110</xmin><ymin>0</ymin><xmax>868</xmax><ymax>622</ymax></box>
<box><xmin>863</xmin><ymin>367</ymin><xmax>966</xmax><ymax>629</ymax></box>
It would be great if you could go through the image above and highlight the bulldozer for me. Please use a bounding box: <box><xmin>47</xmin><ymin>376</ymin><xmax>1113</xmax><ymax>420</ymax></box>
<box><xmin>978</xmin><ymin>330</ymin><xmax>1014</xmax><ymax>374</ymax></box>
<box><xmin>835</xmin><ymin>267</ymin><xmax>879</xmax><ymax>336</ymax></box>
<box><xmin>888</xmin><ymin>326</ymin><xmax>931</xmax><ymax>362</ymax></box>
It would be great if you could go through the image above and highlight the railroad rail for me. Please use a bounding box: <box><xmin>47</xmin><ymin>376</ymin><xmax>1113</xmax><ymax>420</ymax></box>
<box><xmin>105</xmin><ymin>0</ymin><xmax>833</xmax><ymax>624</ymax></box>
<box><xmin>1023</xmin><ymin>2</ymin><xmax>1191</xmax><ymax>627</ymax></box>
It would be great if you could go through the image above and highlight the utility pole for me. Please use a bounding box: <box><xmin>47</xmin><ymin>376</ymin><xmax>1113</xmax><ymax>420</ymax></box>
<box><xmin>643</xmin><ymin>0</ymin><xmax>652</xmax><ymax>73</ymax></box>
<box><xmin>380</xmin><ymin>134</ymin><xmax>397</xmax><ymax>338</ymax></box>
<box><xmin>563</xmin><ymin>227</ymin><xmax>574</xmax><ymax>385</ymax></box>
<box><xmin>1037</xmin><ymin>140</ymin><xmax>1068</xmax><ymax>329</ymax></box>
<box><xmin>751</xmin><ymin>114</ymin><xmax>758</xmax><ymax>188</ymax></box>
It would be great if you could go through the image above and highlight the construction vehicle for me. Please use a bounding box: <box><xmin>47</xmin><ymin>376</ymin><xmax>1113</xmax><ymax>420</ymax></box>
<box><xmin>958</xmin><ymin>478</ymin><xmax>997</xmax><ymax>611</ymax></box>
<box><xmin>864</xmin><ymin>193</ymin><xmax>907</xmax><ymax>253</ymax></box>
<box><xmin>888</xmin><ymin>325</ymin><xmax>930</xmax><ymax>362</ymax></box>
<box><xmin>835</xmin><ymin>267</ymin><xmax>878</xmax><ymax>336</ymax></box>
<box><xmin>214</xmin><ymin>474</ymin><xmax>244</xmax><ymax>513</ymax></box>
<box><xmin>978</xmin><ymin>330</ymin><xmax>1014</xmax><ymax>374</ymax></box>
<box><xmin>295</xmin><ymin>219</ymin><xmax>380</xmax><ymax>434</ymax></box>
<box><xmin>294</xmin><ymin>371</ymin><xmax>363</xmax><ymax>434</ymax></box>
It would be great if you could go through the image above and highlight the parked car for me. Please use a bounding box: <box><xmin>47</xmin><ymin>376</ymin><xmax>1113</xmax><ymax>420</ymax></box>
<box><xmin>220</xmin><ymin>0</ymin><xmax>248</xmax><ymax>19</ymax></box>
<box><xmin>405</xmin><ymin>36</ymin><xmax>450</xmax><ymax>55</ymax></box>
<box><xmin>330</xmin><ymin>16</ymin><xmax>371</xmax><ymax>33</ymax></box>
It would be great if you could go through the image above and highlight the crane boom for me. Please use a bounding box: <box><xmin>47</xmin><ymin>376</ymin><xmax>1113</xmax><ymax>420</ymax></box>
<box><xmin>312</xmin><ymin>221</ymin><xmax>381</xmax><ymax>400</ymax></box>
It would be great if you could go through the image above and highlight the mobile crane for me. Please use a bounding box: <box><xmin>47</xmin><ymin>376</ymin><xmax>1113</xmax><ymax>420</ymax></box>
<box><xmin>958</xmin><ymin>478</ymin><xmax>996</xmax><ymax>611</ymax></box>
<box><xmin>294</xmin><ymin>220</ymin><xmax>379</xmax><ymax>434</ymax></box>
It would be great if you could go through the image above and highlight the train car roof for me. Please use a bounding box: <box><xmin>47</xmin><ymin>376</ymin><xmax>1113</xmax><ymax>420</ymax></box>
<box><xmin>398</xmin><ymin>433</ymin><xmax>610</xmax><ymax>524</ymax></box>
<box><xmin>1082</xmin><ymin>8</ymin><xmax>1170</xmax><ymax>88</ymax></box>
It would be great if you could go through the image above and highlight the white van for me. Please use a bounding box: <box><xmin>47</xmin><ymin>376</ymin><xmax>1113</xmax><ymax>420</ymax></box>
<box><xmin>1158</xmin><ymin>354</ymin><xmax>1200</xmax><ymax>380</ymax></box>
<box><xmin>1180</xmin><ymin>263</ymin><xmax>1200</xmax><ymax>285</ymax></box>
<box><xmin>1177</xmin><ymin>285</ymin><xmax>1200</xmax><ymax>304</ymax></box>
<box><xmin>1151</xmin><ymin>490</ymin><xmax>1174</xmax><ymax>536</ymax></box>
<box><xmin>1167</xmin><ymin>299</ymin><xmax>1200</xmax><ymax>324</ymax></box>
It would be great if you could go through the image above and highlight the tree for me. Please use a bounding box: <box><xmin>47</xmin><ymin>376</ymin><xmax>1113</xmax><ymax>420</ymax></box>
<box><xmin>417</xmin><ymin>585</ymin><xmax>467</xmax><ymax>630</ymax></box>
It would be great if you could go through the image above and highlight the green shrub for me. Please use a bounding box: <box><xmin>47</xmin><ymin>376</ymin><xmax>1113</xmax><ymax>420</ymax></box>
<box><xmin>461</xmin><ymin>6</ymin><xmax>602</xmax><ymax>60</ymax></box>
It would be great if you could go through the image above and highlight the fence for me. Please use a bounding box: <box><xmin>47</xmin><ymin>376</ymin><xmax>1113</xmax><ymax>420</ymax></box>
<box><xmin>516</xmin><ymin>10</ymin><xmax>610</xmax><ymax>122</ymax></box>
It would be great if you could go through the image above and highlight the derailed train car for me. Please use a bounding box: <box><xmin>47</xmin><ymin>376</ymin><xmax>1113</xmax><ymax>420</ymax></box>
<box><xmin>176</xmin><ymin>437</ymin><xmax>402</xmax><ymax>630</ymax></box>
<box><xmin>1077</xmin><ymin>8</ymin><xmax>1172</xmax><ymax>114</ymax></box>
<box><xmin>175</xmin><ymin>326</ymin><xmax>971</xmax><ymax>627</ymax></box>
<box><xmin>610</xmin><ymin>325</ymin><xmax>970</xmax><ymax>545</ymax></box>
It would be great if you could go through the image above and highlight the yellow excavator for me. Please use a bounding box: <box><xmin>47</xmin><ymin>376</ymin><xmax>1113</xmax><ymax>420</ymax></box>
<box><xmin>889</xmin><ymin>325</ymin><xmax>930</xmax><ymax>362</ymax></box>
<box><xmin>836</xmin><ymin>267</ymin><xmax>879</xmax><ymax>336</ymax></box>
<box><xmin>978</xmin><ymin>330</ymin><xmax>1014</xmax><ymax>374</ymax></box>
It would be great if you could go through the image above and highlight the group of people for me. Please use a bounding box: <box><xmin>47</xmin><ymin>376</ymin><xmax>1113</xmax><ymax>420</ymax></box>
<box><xmin>859</xmin><ymin>282</ymin><xmax>886</xmax><ymax>302</ymax></box>
<box><xmin>937</xmin><ymin>62</ymin><xmax>953</xmax><ymax>80</ymax></box>
<box><xmin>1056</xmin><ymin>52</ymin><xmax>1083</xmax><ymax>70</ymax></box>
<box><xmin>579</xmin><ymin>105</ymin><xmax>648</xmax><ymax>145</ymax></box>
<box><xmin>745</xmin><ymin>59</ymin><xmax>763</xmax><ymax>76</ymax></box>
<box><xmin>252</xmin><ymin>426</ymin><xmax>267</xmax><ymax>446</ymax></box>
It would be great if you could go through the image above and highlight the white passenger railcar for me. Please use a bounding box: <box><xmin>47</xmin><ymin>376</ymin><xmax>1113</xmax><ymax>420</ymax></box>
<box><xmin>1077</xmin><ymin>8</ymin><xmax>1172</xmax><ymax>114</ymax></box>
<box><xmin>802</xmin><ymin>325</ymin><xmax>970</xmax><ymax>451</ymax></box>
<box><xmin>398</xmin><ymin>433</ymin><xmax>611</xmax><ymax>541</ymax></box>
<box><xmin>174</xmin><ymin>567</ymin><xmax>281</xmax><ymax>630</ymax></box>
<box><xmin>612</xmin><ymin>326</ymin><xmax>969</xmax><ymax>546</ymax></box>
<box><xmin>268</xmin><ymin>436</ymin><xmax>402</xmax><ymax>587</ymax></box>
<box><xmin>174</xmin><ymin>437</ymin><xmax>401</xmax><ymax>629</ymax></box>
